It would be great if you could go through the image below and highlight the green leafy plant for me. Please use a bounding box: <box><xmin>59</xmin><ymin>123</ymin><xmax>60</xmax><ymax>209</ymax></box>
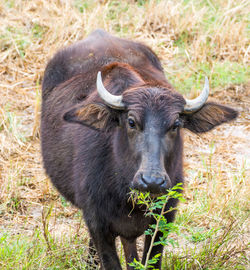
<box><xmin>129</xmin><ymin>183</ymin><xmax>185</xmax><ymax>269</ymax></box>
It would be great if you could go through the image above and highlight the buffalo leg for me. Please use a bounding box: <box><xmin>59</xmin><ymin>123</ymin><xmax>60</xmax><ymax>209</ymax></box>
<box><xmin>120</xmin><ymin>237</ymin><xmax>139</xmax><ymax>270</ymax></box>
<box><xmin>88</xmin><ymin>229</ymin><xmax>122</xmax><ymax>270</ymax></box>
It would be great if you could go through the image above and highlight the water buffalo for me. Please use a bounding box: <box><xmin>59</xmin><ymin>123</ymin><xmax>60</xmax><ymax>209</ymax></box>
<box><xmin>41</xmin><ymin>29</ymin><xmax>238</xmax><ymax>269</ymax></box>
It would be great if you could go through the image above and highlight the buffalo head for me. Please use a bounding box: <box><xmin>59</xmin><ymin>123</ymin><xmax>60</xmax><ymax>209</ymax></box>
<box><xmin>63</xmin><ymin>64</ymin><xmax>237</xmax><ymax>195</ymax></box>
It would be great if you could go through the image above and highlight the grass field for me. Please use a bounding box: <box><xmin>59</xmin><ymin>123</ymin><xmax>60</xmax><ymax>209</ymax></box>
<box><xmin>0</xmin><ymin>0</ymin><xmax>249</xmax><ymax>269</ymax></box>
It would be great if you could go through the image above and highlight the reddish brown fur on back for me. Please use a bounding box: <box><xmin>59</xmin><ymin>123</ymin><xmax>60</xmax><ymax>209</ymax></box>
<box><xmin>100</xmin><ymin>62</ymin><xmax>145</xmax><ymax>96</ymax></box>
<box><xmin>101</xmin><ymin>62</ymin><xmax>142</xmax><ymax>81</ymax></box>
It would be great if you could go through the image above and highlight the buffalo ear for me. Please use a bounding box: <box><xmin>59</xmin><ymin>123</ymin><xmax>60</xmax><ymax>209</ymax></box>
<box><xmin>63</xmin><ymin>103</ymin><xmax>119</xmax><ymax>131</ymax></box>
<box><xmin>182</xmin><ymin>102</ymin><xmax>238</xmax><ymax>133</ymax></box>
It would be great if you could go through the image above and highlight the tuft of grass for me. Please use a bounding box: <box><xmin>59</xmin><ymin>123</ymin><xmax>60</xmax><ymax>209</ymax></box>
<box><xmin>164</xmin><ymin>220</ymin><xmax>248</xmax><ymax>270</ymax></box>
<box><xmin>167</xmin><ymin>61</ymin><xmax>249</xmax><ymax>95</ymax></box>
<box><xmin>0</xmin><ymin>230</ymin><xmax>91</xmax><ymax>270</ymax></box>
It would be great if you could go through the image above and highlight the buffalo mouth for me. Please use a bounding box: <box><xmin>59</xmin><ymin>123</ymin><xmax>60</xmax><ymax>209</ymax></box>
<box><xmin>132</xmin><ymin>183</ymin><xmax>168</xmax><ymax>195</ymax></box>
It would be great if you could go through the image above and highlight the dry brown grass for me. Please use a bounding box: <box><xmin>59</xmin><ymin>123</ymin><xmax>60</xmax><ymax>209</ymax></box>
<box><xmin>0</xmin><ymin>0</ymin><xmax>249</xmax><ymax>269</ymax></box>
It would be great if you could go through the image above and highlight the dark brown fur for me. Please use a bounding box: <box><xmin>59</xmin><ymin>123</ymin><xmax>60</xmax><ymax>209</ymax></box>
<box><xmin>41</xmin><ymin>29</ymin><xmax>238</xmax><ymax>270</ymax></box>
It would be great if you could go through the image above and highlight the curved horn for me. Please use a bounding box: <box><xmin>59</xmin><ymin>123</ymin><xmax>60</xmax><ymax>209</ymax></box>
<box><xmin>183</xmin><ymin>77</ymin><xmax>209</xmax><ymax>113</ymax></box>
<box><xmin>96</xmin><ymin>71</ymin><xmax>125</xmax><ymax>109</ymax></box>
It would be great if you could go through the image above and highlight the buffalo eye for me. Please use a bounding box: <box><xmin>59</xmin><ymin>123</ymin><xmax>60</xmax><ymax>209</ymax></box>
<box><xmin>172</xmin><ymin>119</ymin><xmax>181</xmax><ymax>131</ymax></box>
<box><xmin>128</xmin><ymin>118</ymin><xmax>136</xmax><ymax>129</ymax></box>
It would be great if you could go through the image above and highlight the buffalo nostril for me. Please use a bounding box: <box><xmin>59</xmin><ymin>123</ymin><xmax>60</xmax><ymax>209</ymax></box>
<box><xmin>141</xmin><ymin>174</ymin><xmax>148</xmax><ymax>185</ymax></box>
<box><xmin>159</xmin><ymin>180</ymin><xmax>165</xmax><ymax>187</ymax></box>
<box><xmin>160</xmin><ymin>179</ymin><xmax>167</xmax><ymax>189</ymax></box>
